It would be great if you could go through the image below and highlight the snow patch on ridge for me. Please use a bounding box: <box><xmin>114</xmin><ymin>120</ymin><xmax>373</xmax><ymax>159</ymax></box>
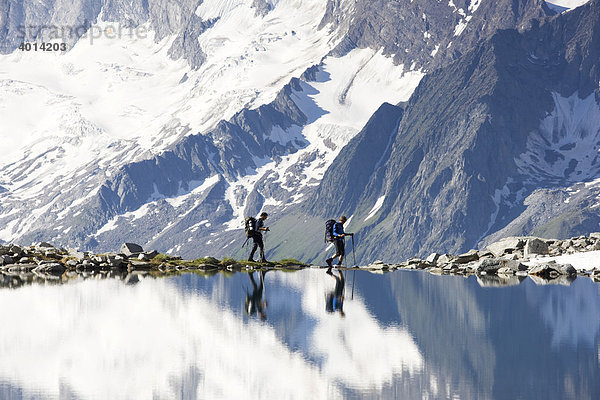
<box><xmin>221</xmin><ymin>48</ymin><xmax>424</xmax><ymax>229</ymax></box>
<box><xmin>365</xmin><ymin>196</ymin><xmax>386</xmax><ymax>221</ymax></box>
<box><xmin>545</xmin><ymin>0</ymin><xmax>592</xmax><ymax>12</ymax></box>
<box><xmin>515</xmin><ymin>92</ymin><xmax>600</xmax><ymax>185</ymax></box>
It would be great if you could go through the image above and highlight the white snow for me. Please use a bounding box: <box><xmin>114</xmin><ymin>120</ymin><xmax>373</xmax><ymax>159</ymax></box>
<box><xmin>448</xmin><ymin>0</ymin><xmax>458</xmax><ymax>12</ymax></box>
<box><xmin>545</xmin><ymin>0</ymin><xmax>591</xmax><ymax>11</ymax></box>
<box><xmin>453</xmin><ymin>16</ymin><xmax>472</xmax><ymax>36</ymax></box>
<box><xmin>525</xmin><ymin>251</ymin><xmax>600</xmax><ymax>272</ymax></box>
<box><xmin>468</xmin><ymin>0</ymin><xmax>482</xmax><ymax>13</ymax></box>
<box><xmin>0</xmin><ymin>0</ymin><xmax>348</xmax><ymax>242</ymax></box>
<box><xmin>94</xmin><ymin>204</ymin><xmax>151</xmax><ymax>236</ymax></box>
<box><xmin>223</xmin><ymin>48</ymin><xmax>423</xmax><ymax>229</ymax></box>
<box><xmin>364</xmin><ymin>196</ymin><xmax>386</xmax><ymax>221</ymax></box>
<box><xmin>515</xmin><ymin>92</ymin><xmax>600</xmax><ymax>184</ymax></box>
<box><xmin>164</xmin><ymin>175</ymin><xmax>221</xmax><ymax>208</ymax></box>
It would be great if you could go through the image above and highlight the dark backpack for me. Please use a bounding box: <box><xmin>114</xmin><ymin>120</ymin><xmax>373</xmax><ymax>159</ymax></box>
<box><xmin>325</xmin><ymin>219</ymin><xmax>336</xmax><ymax>243</ymax></box>
<box><xmin>244</xmin><ymin>217</ymin><xmax>257</xmax><ymax>238</ymax></box>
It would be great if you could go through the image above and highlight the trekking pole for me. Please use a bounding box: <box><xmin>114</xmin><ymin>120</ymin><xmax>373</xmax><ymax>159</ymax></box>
<box><xmin>351</xmin><ymin>234</ymin><xmax>356</xmax><ymax>299</ymax></box>
<box><xmin>351</xmin><ymin>234</ymin><xmax>356</xmax><ymax>266</ymax></box>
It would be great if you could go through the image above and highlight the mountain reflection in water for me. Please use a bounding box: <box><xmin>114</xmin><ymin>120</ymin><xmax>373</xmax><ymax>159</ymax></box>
<box><xmin>0</xmin><ymin>269</ymin><xmax>598</xmax><ymax>399</ymax></box>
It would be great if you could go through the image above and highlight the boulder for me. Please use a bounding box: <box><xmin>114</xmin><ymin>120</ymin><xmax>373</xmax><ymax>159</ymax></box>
<box><xmin>107</xmin><ymin>255</ymin><xmax>125</xmax><ymax>268</ymax></box>
<box><xmin>81</xmin><ymin>259</ymin><xmax>96</xmax><ymax>270</ymax></box>
<box><xmin>426</xmin><ymin>253</ymin><xmax>441</xmax><ymax>265</ymax></box>
<box><xmin>437</xmin><ymin>254</ymin><xmax>455</xmax><ymax>264</ymax></box>
<box><xmin>0</xmin><ymin>255</ymin><xmax>14</xmax><ymax>266</ymax></box>
<box><xmin>528</xmin><ymin>263</ymin><xmax>560</xmax><ymax>279</ymax></box>
<box><xmin>455</xmin><ymin>249</ymin><xmax>479</xmax><ymax>264</ymax></box>
<box><xmin>120</xmin><ymin>243</ymin><xmax>144</xmax><ymax>256</ymax></box>
<box><xmin>34</xmin><ymin>263</ymin><xmax>66</xmax><ymax>274</ymax></box>
<box><xmin>557</xmin><ymin>263</ymin><xmax>576</xmax><ymax>276</ymax></box>
<box><xmin>128</xmin><ymin>261</ymin><xmax>151</xmax><ymax>270</ymax></box>
<box><xmin>497</xmin><ymin>266</ymin><xmax>516</xmax><ymax>275</ymax></box>
<box><xmin>487</xmin><ymin>237</ymin><xmax>525</xmax><ymax>257</ymax></box>
<box><xmin>478</xmin><ymin>251</ymin><xmax>496</xmax><ymax>259</ymax></box>
<box><xmin>9</xmin><ymin>245</ymin><xmax>23</xmax><ymax>256</ymax></box>
<box><xmin>524</xmin><ymin>238</ymin><xmax>549</xmax><ymax>257</ymax></box>
<box><xmin>499</xmin><ymin>259</ymin><xmax>528</xmax><ymax>272</ymax></box>
<box><xmin>475</xmin><ymin>259</ymin><xmax>502</xmax><ymax>274</ymax></box>
<box><xmin>68</xmin><ymin>249</ymin><xmax>86</xmax><ymax>260</ymax></box>
<box><xmin>369</xmin><ymin>262</ymin><xmax>389</xmax><ymax>270</ymax></box>
<box><xmin>144</xmin><ymin>250</ymin><xmax>159</xmax><ymax>259</ymax></box>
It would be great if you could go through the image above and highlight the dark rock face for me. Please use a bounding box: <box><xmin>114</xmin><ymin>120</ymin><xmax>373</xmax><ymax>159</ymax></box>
<box><xmin>120</xmin><ymin>242</ymin><xmax>144</xmax><ymax>256</ymax></box>
<box><xmin>324</xmin><ymin>0</ymin><xmax>553</xmax><ymax>71</ymax></box>
<box><xmin>305</xmin><ymin>0</ymin><xmax>600</xmax><ymax>262</ymax></box>
<box><xmin>252</xmin><ymin>0</ymin><xmax>273</xmax><ymax>17</ymax></box>
<box><xmin>0</xmin><ymin>0</ymin><xmax>215</xmax><ymax>68</ymax></box>
<box><xmin>306</xmin><ymin>102</ymin><xmax>404</xmax><ymax>218</ymax></box>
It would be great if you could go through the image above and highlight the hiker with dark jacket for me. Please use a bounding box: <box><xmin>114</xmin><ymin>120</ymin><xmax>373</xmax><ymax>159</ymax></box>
<box><xmin>249</xmin><ymin>212</ymin><xmax>269</xmax><ymax>262</ymax></box>
<box><xmin>245</xmin><ymin>270</ymin><xmax>268</xmax><ymax>320</ymax></box>
<box><xmin>326</xmin><ymin>216</ymin><xmax>352</xmax><ymax>267</ymax></box>
<box><xmin>325</xmin><ymin>268</ymin><xmax>345</xmax><ymax>317</ymax></box>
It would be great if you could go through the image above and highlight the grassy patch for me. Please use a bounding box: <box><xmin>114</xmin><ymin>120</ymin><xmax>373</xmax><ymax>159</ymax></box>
<box><xmin>277</xmin><ymin>258</ymin><xmax>306</xmax><ymax>266</ymax></box>
<box><xmin>220</xmin><ymin>257</ymin><xmax>237</xmax><ymax>266</ymax></box>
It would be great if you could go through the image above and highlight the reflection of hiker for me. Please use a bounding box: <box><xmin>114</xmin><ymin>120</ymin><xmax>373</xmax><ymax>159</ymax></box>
<box><xmin>246</xmin><ymin>212</ymin><xmax>269</xmax><ymax>262</ymax></box>
<box><xmin>245</xmin><ymin>270</ymin><xmax>268</xmax><ymax>321</ymax></box>
<box><xmin>325</xmin><ymin>269</ymin><xmax>345</xmax><ymax>317</ymax></box>
<box><xmin>325</xmin><ymin>216</ymin><xmax>352</xmax><ymax>267</ymax></box>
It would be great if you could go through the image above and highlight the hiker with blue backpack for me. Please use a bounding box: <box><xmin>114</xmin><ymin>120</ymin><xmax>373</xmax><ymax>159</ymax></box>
<box><xmin>325</xmin><ymin>215</ymin><xmax>353</xmax><ymax>269</ymax></box>
<box><xmin>245</xmin><ymin>212</ymin><xmax>270</xmax><ymax>262</ymax></box>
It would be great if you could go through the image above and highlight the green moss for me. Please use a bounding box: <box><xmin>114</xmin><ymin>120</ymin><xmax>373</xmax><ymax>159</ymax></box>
<box><xmin>220</xmin><ymin>257</ymin><xmax>237</xmax><ymax>266</ymax></box>
<box><xmin>153</xmin><ymin>254</ymin><xmax>172</xmax><ymax>262</ymax></box>
<box><xmin>277</xmin><ymin>258</ymin><xmax>306</xmax><ymax>266</ymax></box>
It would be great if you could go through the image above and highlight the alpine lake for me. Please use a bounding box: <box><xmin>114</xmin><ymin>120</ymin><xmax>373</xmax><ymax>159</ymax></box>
<box><xmin>1</xmin><ymin>266</ymin><xmax>599</xmax><ymax>400</ymax></box>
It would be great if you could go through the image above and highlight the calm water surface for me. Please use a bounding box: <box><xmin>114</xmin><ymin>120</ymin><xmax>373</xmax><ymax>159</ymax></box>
<box><xmin>1</xmin><ymin>269</ymin><xmax>599</xmax><ymax>399</ymax></box>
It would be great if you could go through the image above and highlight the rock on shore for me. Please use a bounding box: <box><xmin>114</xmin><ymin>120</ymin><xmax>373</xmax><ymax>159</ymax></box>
<box><xmin>360</xmin><ymin>234</ymin><xmax>600</xmax><ymax>285</ymax></box>
<box><xmin>2</xmin><ymin>234</ymin><xmax>599</xmax><ymax>287</ymax></box>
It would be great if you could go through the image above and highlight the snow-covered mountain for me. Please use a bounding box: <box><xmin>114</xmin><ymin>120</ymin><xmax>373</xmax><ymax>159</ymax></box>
<box><xmin>0</xmin><ymin>0</ymin><xmax>597</xmax><ymax>263</ymax></box>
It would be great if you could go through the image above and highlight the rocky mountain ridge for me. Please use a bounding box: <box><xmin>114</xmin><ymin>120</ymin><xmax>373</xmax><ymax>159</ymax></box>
<box><xmin>286</xmin><ymin>0</ymin><xmax>600</xmax><ymax>263</ymax></box>
<box><xmin>1</xmin><ymin>0</ymin><xmax>598</xmax><ymax>265</ymax></box>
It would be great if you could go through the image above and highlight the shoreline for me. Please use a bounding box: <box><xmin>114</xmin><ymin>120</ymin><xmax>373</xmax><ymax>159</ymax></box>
<box><xmin>1</xmin><ymin>235</ymin><xmax>600</xmax><ymax>286</ymax></box>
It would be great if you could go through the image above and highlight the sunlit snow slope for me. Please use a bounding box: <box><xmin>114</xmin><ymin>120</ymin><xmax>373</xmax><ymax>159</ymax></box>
<box><xmin>0</xmin><ymin>0</ymin><xmax>426</xmax><ymax>253</ymax></box>
<box><xmin>0</xmin><ymin>0</ymin><xmax>352</xmax><ymax>244</ymax></box>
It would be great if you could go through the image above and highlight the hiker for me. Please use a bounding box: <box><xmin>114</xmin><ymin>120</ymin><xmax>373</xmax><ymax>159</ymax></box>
<box><xmin>248</xmin><ymin>212</ymin><xmax>269</xmax><ymax>262</ymax></box>
<box><xmin>326</xmin><ymin>215</ymin><xmax>352</xmax><ymax>267</ymax></box>
<box><xmin>325</xmin><ymin>269</ymin><xmax>345</xmax><ymax>317</ymax></box>
<box><xmin>245</xmin><ymin>270</ymin><xmax>268</xmax><ymax>321</ymax></box>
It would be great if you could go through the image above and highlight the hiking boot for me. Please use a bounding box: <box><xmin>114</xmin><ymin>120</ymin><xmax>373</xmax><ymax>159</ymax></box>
<box><xmin>326</xmin><ymin>258</ymin><xmax>333</xmax><ymax>268</ymax></box>
<box><xmin>248</xmin><ymin>257</ymin><xmax>256</xmax><ymax>262</ymax></box>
